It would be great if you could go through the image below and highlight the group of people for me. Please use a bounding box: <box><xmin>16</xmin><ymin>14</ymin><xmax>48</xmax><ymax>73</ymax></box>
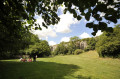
<box><xmin>20</xmin><ymin>55</ymin><xmax>37</xmax><ymax>62</ymax></box>
<box><xmin>20</xmin><ymin>57</ymin><xmax>32</xmax><ymax>62</ymax></box>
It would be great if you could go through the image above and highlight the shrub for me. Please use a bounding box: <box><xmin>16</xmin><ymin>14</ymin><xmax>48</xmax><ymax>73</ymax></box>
<box><xmin>66</xmin><ymin>51</ymin><xmax>72</xmax><ymax>55</ymax></box>
<box><xmin>73</xmin><ymin>49</ymin><xmax>83</xmax><ymax>55</ymax></box>
<box><xmin>53</xmin><ymin>42</ymin><xmax>68</xmax><ymax>55</ymax></box>
<box><xmin>50</xmin><ymin>51</ymin><xmax>56</xmax><ymax>56</ymax></box>
<box><xmin>84</xmin><ymin>47</ymin><xmax>90</xmax><ymax>52</ymax></box>
<box><xmin>97</xmin><ymin>41</ymin><xmax>120</xmax><ymax>58</ymax></box>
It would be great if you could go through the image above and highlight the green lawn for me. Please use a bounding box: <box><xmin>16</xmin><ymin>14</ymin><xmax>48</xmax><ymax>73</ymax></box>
<box><xmin>0</xmin><ymin>51</ymin><xmax>120</xmax><ymax>79</ymax></box>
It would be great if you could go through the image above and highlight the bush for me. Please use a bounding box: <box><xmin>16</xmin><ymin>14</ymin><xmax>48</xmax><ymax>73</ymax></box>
<box><xmin>84</xmin><ymin>47</ymin><xmax>90</xmax><ymax>52</ymax></box>
<box><xmin>73</xmin><ymin>49</ymin><xmax>83</xmax><ymax>55</ymax></box>
<box><xmin>66</xmin><ymin>51</ymin><xmax>72</xmax><ymax>55</ymax></box>
<box><xmin>97</xmin><ymin>41</ymin><xmax>120</xmax><ymax>58</ymax></box>
<box><xmin>51</xmin><ymin>51</ymin><xmax>57</xmax><ymax>56</ymax></box>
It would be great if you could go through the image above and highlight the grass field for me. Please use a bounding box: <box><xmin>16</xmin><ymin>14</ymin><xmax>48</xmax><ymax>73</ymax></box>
<box><xmin>0</xmin><ymin>51</ymin><xmax>120</xmax><ymax>79</ymax></box>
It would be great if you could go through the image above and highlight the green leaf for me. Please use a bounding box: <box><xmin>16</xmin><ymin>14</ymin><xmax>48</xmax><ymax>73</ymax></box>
<box><xmin>99</xmin><ymin>22</ymin><xmax>107</xmax><ymax>30</ymax></box>
<box><xmin>92</xmin><ymin>31</ymin><xmax>97</xmax><ymax>36</ymax></box>
<box><xmin>86</xmin><ymin>22</ymin><xmax>94</xmax><ymax>28</ymax></box>
<box><xmin>105</xmin><ymin>16</ymin><xmax>117</xmax><ymax>23</ymax></box>
<box><xmin>77</xmin><ymin>15</ymin><xmax>82</xmax><ymax>20</ymax></box>
<box><xmin>35</xmin><ymin>23</ymin><xmax>37</xmax><ymax>26</ymax></box>
<box><xmin>85</xmin><ymin>12</ymin><xmax>91</xmax><ymax>21</ymax></box>
<box><xmin>94</xmin><ymin>14</ymin><xmax>101</xmax><ymax>21</ymax></box>
<box><xmin>39</xmin><ymin>25</ymin><xmax>42</xmax><ymax>30</ymax></box>
<box><xmin>35</xmin><ymin>27</ymin><xmax>38</xmax><ymax>30</ymax></box>
<box><xmin>42</xmin><ymin>22</ymin><xmax>48</xmax><ymax>28</ymax></box>
<box><xmin>63</xmin><ymin>8</ymin><xmax>67</xmax><ymax>14</ymax></box>
<box><xmin>73</xmin><ymin>13</ymin><xmax>77</xmax><ymax>18</ymax></box>
<box><xmin>106</xmin><ymin>27</ymin><xmax>113</xmax><ymax>32</ymax></box>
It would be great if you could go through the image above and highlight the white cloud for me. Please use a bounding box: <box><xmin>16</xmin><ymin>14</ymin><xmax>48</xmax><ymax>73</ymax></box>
<box><xmin>98</xmin><ymin>0</ymin><xmax>106</xmax><ymax>3</ymax></box>
<box><xmin>31</xmin><ymin>17</ymin><xmax>57</xmax><ymax>39</ymax></box>
<box><xmin>107</xmin><ymin>5</ymin><xmax>115</xmax><ymax>9</ymax></box>
<box><xmin>60</xmin><ymin>37</ymin><xmax>70</xmax><ymax>42</ymax></box>
<box><xmin>100</xmin><ymin>12</ymin><xmax>105</xmax><ymax>17</ymax></box>
<box><xmin>54</xmin><ymin>13</ymin><xmax>79</xmax><ymax>33</ymax></box>
<box><xmin>45</xmin><ymin>37</ymin><xmax>48</xmax><ymax>41</ymax></box>
<box><xmin>31</xmin><ymin>12</ymin><xmax>80</xmax><ymax>39</ymax></box>
<box><xmin>95</xmin><ymin>30</ymin><xmax>103</xmax><ymax>36</ymax></box>
<box><xmin>49</xmin><ymin>41</ymin><xmax>56</xmax><ymax>46</ymax></box>
<box><xmin>79</xmin><ymin>32</ymin><xmax>91</xmax><ymax>39</ymax></box>
<box><xmin>32</xmin><ymin>26</ymin><xmax>57</xmax><ymax>39</ymax></box>
<box><xmin>114</xmin><ymin>0</ymin><xmax>120</xmax><ymax>3</ymax></box>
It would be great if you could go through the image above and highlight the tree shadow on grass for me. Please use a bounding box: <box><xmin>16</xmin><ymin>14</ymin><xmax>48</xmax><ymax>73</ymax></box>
<box><xmin>0</xmin><ymin>61</ymin><xmax>91</xmax><ymax>79</ymax></box>
<box><xmin>73</xmin><ymin>75</ymin><xmax>92</xmax><ymax>79</ymax></box>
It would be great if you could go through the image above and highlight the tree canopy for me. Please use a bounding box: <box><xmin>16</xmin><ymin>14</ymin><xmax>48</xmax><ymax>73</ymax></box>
<box><xmin>24</xmin><ymin>40</ymin><xmax>51</xmax><ymax>57</ymax></box>
<box><xmin>1</xmin><ymin>0</ymin><xmax>119</xmax><ymax>34</ymax></box>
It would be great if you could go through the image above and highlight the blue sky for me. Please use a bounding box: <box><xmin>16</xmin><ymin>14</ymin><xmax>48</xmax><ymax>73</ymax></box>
<box><xmin>32</xmin><ymin>6</ymin><xmax>120</xmax><ymax>46</ymax></box>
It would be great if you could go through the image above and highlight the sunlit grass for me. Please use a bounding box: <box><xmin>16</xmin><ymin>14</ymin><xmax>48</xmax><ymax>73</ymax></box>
<box><xmin>0</xmin><ymin>51</ymin><xmax>120</xmax><ymax>79</ymax></box>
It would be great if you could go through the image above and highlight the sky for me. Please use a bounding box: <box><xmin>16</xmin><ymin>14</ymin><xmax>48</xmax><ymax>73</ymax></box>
<box><xmin>32</xmin><ymin>6</ymin><xmax>120</xmax><ymax>46</ymax></box>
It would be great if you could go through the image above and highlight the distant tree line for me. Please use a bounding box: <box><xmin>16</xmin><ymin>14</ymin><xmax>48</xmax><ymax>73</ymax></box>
<box><xmin>52</xmin><ymin>36</ymin><xmax>85</xmax><ymax>55</ymax></box>
<box><xmin>52</xmin><ymin>24</ymin><xmax>120</xmax><ymax>58</ymax></box>
<box><xmin>51</xmin><ymin>36</ymin><xmax>97</xmax><ymax>56</ymax></box>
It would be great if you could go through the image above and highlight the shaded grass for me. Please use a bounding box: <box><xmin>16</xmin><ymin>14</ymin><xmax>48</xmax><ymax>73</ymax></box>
<box><xmin>0</xmin><ymin>51</ymin><xmax>120</xmax><ymax>79</ymax></box>
<box><xmin>0</xmin><ymin>61</ymin><xmax>80</xmax><ymax>79</ymax></box>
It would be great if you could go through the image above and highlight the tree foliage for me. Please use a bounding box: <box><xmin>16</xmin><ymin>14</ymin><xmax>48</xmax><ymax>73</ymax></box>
<box><xmin>96</xmin><ymin>24</ymin><xmax>120</xmax><ymax>58</ymax></box>
<box><xmin>73</xmin><ymin>49</ymin><xmax>83</xmax><ymax>55</ymax></box>
<box><xmin>24</xmin><ymin>40</ymin><xmax>51</xmax><ymax>57</ymax></box>
<box><xmin>53</xmin><ymin>36</ymin><xmax>84</xmax><ymax>55</ymax></box>
<box><xmin>0</xmin><ymin>0</ymin><xmax>60</xmax><ymax>57</ymax></box>
<box><xmin>0</xmin><ymin>30</ymin><xmax>34</xmax><ymax>59</ymax></box>
<box><xmin>67</xmin><ymin>36</ymin><xmax>80</xmax><ymax>54</ymax></box>
<box><xmin>83</xmin><ymin>37</ymin><xmax>97</xmax><ymax>51</ymax></box>
<box><xmin>1</xmin><ymin>0</ymin><xmax>119</xmax><ymax>33</ymax></box>
<box><xmin>54</xmin><ymin>42</ymin><xmax>68</xmax><ymax>55</ymax></box>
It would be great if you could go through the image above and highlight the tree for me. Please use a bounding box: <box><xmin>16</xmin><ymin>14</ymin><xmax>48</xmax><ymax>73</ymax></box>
<box><xmin>0</xmin><ymin>29</ymin><xmax>33</xmax><ymax>59</ymax></box>
<box><xmin>37</xmin><ymin>40</ymin><xmax>51</xmax><ymax>57</ymax></box>
<box><xmin>70</xmin><ymin>36</ymin><xmax>79</xmax><ymax>42</ymax></box>
<box><xmin>0</xmin><ymin>0</ymin><xmax>60</xmax><ymax>57</ymax></box>
<box><xmin>25</xmin><ymin>40</ymin><xmax>51</xmax><ymax>57</ymax></box>
<box><xmin>67</xmin><ymin>36</ymin><xmax>80</xmax><ymax>54</ymax></box>
<box><xmin>54</xmin><ymin>42</ymin><xmax>68</xmax><ymax>55</ymax></box>
<box><xmin>86</xmin><ymin>37</ymin><xmax>97</xmax><ymax>50</ymax></box>
<box><xmin>96</xmin><ymin>24</ymin><xmax>120</xmax><ymax>58</ymax></box>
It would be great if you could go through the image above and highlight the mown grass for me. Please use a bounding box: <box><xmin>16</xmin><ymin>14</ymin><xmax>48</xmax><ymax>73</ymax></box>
<box><xmin>0</xmin><ymin>51</ymin><xmax>120</xmax><ymax>79</ymax></box>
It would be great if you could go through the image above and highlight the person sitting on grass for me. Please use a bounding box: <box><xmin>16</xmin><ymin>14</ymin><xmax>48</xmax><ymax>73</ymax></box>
<box><xmin>20</xmin><ymin>57</ymin><xmax>27</xmax><ymax>62</ymax></box>
<box><xmin>20</xmin><ymin>58</ymin><xmax>27</xmax><ymax>62</ymax></box>
<box><xmin>27</xmin><ymin>57</ymin><xmax>32</xmax><ymax>62</ymax></box>
<box><xmin>20</xmin><ymin>57</ymin><xmax>22</xmax><ymax>61</ymax></box>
